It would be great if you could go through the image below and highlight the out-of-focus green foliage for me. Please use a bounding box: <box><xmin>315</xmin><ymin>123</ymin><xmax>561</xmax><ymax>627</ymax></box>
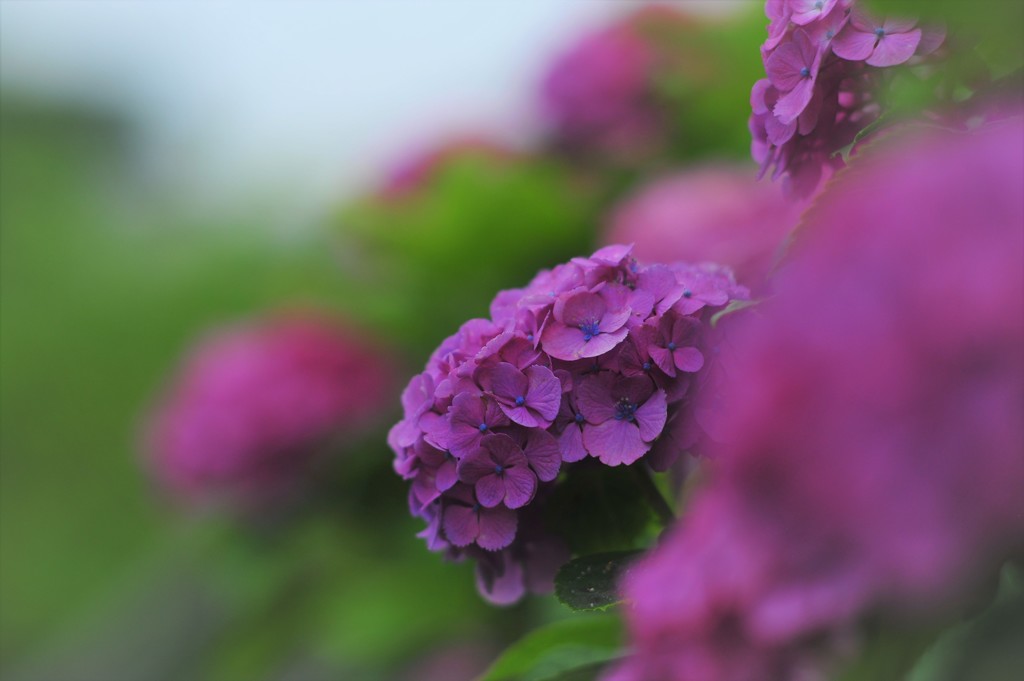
<box><xmin>333</xmin><ymin>153</ymin><xmax>599</xmax><ymax>356</ymax></box>
<box><xmin>553</xmin><ymin>552</ymin><xmax>641</xmax><ymax>613</ymax></box>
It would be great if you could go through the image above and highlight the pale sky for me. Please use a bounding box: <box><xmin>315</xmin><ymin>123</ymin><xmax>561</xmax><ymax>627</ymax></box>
<box><xmin>0</xmin><ymin>1</ymin><xmax>751</xmax><ymax>213</ymax></box>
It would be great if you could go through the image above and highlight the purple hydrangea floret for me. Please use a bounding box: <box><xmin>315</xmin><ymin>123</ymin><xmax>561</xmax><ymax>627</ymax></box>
<box><xmin>389</xmin><ymin>245</ymin><xmax>748</xmax><ymax>603</ymax></box>
<box><xmin>751</xmin><ymin>0</ymin><xmax>944</xmax><ymax>198</ymax></box>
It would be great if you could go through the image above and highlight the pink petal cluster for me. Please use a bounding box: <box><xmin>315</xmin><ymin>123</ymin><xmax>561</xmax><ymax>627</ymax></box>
<box><xmin>148</xmin><ymin>313</ymin><xmax>396</xmax><ymax>510</ymax></box>
<box><xmin>605</xmin><ymin>167</ymin><xmax>805</xmax><ymax>293</ymax></box>
<box><xmin>752</xmin><ymin>0</ymin><xmax>944</xmax><ymax>198</ymax></box>
<box><xmin>390</xmin><ymin>245</ymin><xmax>748</xmax><ymax>603</ymax></box>
<box><xmin>611</xmin><ymin>121</ymin><xmax>1024</xmax><ymax>681</ymax></box>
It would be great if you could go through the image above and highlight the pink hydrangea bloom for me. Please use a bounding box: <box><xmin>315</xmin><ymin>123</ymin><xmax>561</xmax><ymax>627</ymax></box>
<box><xmin>391</xmin><ymin>245</ymin><xmax>748</xmax><ymax>603</ymax></box>
<box><xmin>611</xmin><ymin>120</ymin><xmax>1024</xmax><ymax>681</ymax></box>
<box><xmin>147</xmin><ymin>313</ymin><xmax>395</xmax><ymax>510</ymax></box>
<box><xmin>378</xmin><ymin>136</ymin><xmax>518</xmax><ymax>199</ymax></box>
<box><xmin>605</xmin><ymin>167</ymin><xmax>805</xmax><ymax>293</ymax></box>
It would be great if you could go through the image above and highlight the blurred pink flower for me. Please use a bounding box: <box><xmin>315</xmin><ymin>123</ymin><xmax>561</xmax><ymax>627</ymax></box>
<box><xmin>147</xmin><ymin>312</ymin><xmax>395</xmax><ymax>510</ymax></box>
<box><xmin>379</xmin><ymin>136</ymin><xmax>519</xmax><ymax>199</ymax></box>
<box><xmin>605</xmin><ymin>167</ymin><xmax>804</xmax><ymax>292</ymax></box>
<box><xmin>611</xmin><ymin>119</ymin><xmax>1024</xmax><ymax>681</ymax></box>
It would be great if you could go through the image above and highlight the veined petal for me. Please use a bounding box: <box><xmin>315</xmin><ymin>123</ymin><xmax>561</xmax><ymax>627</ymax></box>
<box><xmin>584</xmin><ymin>419</ymin><xmax>648</xmax><ymax>466</ymax></box>
<box><xmin>867</xmin><ymin>29</ymin><xmax>921</xmax><ymax>66</ymax></box>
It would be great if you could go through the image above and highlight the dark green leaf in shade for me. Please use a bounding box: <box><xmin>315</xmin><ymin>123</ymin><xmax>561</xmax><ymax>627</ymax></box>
<box><xmin>478</xmin><ymin>615</ymin><xmax>623</xmax><ymax>681</ymax></box>
<box><xmin>546</xmin><ymin>463</ymin><xmax>656</xmax><ymax>556</ymax></box>
<box><xmin>554</xmin><ymin>551</ymin><xmax>643</xmax><ymax>612</ymax></box>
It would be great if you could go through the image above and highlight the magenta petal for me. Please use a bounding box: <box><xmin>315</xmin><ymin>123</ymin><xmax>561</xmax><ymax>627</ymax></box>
<box><xmin>541</xmin><ymin>323</ymin><xmax>588</xmax><ymax>361</ymax></box>
<box><xmin>832</xmin><ymin>26</ymin><xmax>877</xmax><ymax>61</ymax></box>
<box><xmin>436</xmin><ymin>460</ymin><xmax>458</xmax><ymax>491</ymax></box>
<box><xmin>477</xmin><ymin>506</ymin><xmax>517</xmax><ymax>550</ymax></box>
<box><xmin>882</xmin><ymin>17</ymin><xmax>919</xmax><ymax>33</ymax></box>
<box><xmin>502</xmin><ymin>404</ymin><xmax>541</xmax><ymax>428</ymax></box>
<box><xmin>766</xmin><ymin>113</ymin><xmax>798</xmax><ymax>146</ymax></box>
<box><xmin>558</xmin><ymin>425</ymin><xmax>588</xmax><ymax>463</ymax></box>
<box><xmin>476</xmin><ymin>556</ymin><xmax>525</xmax><ymax>605</ymax></box>
<box><xmin>556</xmin><ymin>291</ymin><xmax>606</xmax><ymax>327</ymax></box>
<box><xmin>583</xmin><ymin>419</ymin><xmax>648</xmax><ymax>466</ymax></box>
<box><xmin>578</xmin><ymin>326</ymin><xmax>629</xmax><ymax>358</ymax></box>
<box><xmin>766</xmin><ymin>42</ymin><xmax>810</xmax><ymax>92</ymax></box>
<box><xmin>576</xmin><ymin>375</ymin><xmax>617</xmax><ymax>423</ymax></box>
<box><xmin>774</xmin><ymin>78</ymin><xmax>815</xmax><ymax>125</ymax></box>
<box><xmin>673</xmin><ymin>347</ymin><xmax>705</xmax><ymax>373</ymax></box>
<box><xmin>443</xmin><ymin>505</ymin><xmax>479</xmax><ymax>547</ymax></box>
<box><xmin>648</xmin><ymin>345</ymin><xmax>676</xmax><ymax>377</ymax></box>
<box><xmin>481</xmin><ymin>362</ymin><xmax>528</xmax><ymax>401</ymax></box>
<box><xmin>525</xmin><ymin>365</ymin><xmax>562</xmax><ymax>423</ymax></box>
<box><xmin>635</xmin><ymin>389</ymin><xmax>668</xmax><ymax>443</ymax></box>
<box><xmin>503</xmin><ymin>467</ymin><xmax>537</xmax><ymax>509</ymax></box>
<box><xmin>867</xmin><ymin>29</ymin><xmax>921</xmax><ymax>66</ymax></box>
<box><xmin>524</xmin><ymin>430</ymin><xmax>562</xmax><ymax>482</ymax></box>
<box><xmin>457</xmin><ymin>451</ymin><xmax>498</xmax><ymax>483</ymax></box>
<box><xmin>475</xmin><ymin>474</ymin><xmax>506</xmax><ymax>508</ymax></box>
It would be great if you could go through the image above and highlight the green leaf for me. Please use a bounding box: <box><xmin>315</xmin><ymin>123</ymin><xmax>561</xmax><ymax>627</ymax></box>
<box><xmin>479</xmin><ymin>615</ymin><xmax>623</xmax><ymax>681</ymax></box>
<box><xmin>546</xmin><ymin>463</ymin><xmax>656</xmax><ymax>555</ymax></box>
<box><xmin>554</xmin><ymin>551</ymin><xmax>642</xmax><ymax>612</ymax></box>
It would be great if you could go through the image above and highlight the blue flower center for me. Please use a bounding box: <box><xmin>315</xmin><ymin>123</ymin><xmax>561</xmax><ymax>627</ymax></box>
<box><xmin>515</xmin><ymin>395</ymin><xmax>525</xmax><ymax>406</ymax></box>
<box><xmin>478</xmin><ymin>423</ymin><xmax>488</xmax><ymax>432</ymax></box>
<box><xmin>826</xmin><ymin>29</ymin><xmax>835</xmax><ymax>39</ymax></box>
<box><xmin>814</xmin><ymin>0</ymin><xmax>823</xmax><ymax>9</ymax></box>
<box><xmin>642</xmin><ymin>361</ymin><xmax>652</xmax><ymax>371</ymax></box>
<box><xmin>494</xmin><ymin>464</ymin><xmax>505</xmax><ymax>475</ymax></box>
<box><xmin>682</xmin><ymin>289</ymin><xmax>693</xmax><ymax>299</ymax></box>
<box><xmin>800</xmin><ymin>66</ymin><xmax>811</xmax><ymax>78</ymax></box>
<box><xmin>574</xmin><ymin>412</ymin><xmax>585</xmax><ymax>424</ymax></box>
<box><xmin>472</xmin><ymin>502</ymin><xmax>481</xmax><ymax>512</ymax></box>
<box><xmin>875</xmin><ymin>27</ymin><xmax>886</xmax><ymax>38</ymax></box>
<box><xmin>614</xmin><ymin>399</ymin><xmax>638</xmax><ymax>422</ymax></box>
<box><xmin>667</xmin><ymin>342</ymin><xmax>677</xmax><ymax>351</ymax></box>
<box><xmin>579</xmin><ymin>320</ymin><xmax>601</xmax><ymax>342</ymax></box>
<box><xmin>526</xmin><ymin>333</ymin><xmax>534</xmax><ymax>342</ymax></box>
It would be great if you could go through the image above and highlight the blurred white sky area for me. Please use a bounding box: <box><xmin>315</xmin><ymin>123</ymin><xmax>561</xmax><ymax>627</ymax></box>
<box><xmin>0</xmin><ymin>1</ymin><xmax>749</xmax><ymax>213</ymax></box>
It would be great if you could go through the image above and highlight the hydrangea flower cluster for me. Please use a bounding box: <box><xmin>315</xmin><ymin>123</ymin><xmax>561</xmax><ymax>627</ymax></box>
<box><xmin>751</xmin><ymin>0</ymin><xmax>944</xmax><ymax>197</ymax></box>
<box><xmin>148</xmin><ymin>313</ymin><xmax>395</xmax><ymax>510</ymax></box>
<box><xmin>610</xmin><ymin>121</ymin><xmax>1024</xmax><ymax>681</ymax></box>
<box><xmin>389</xmin><ymin>245</ymin><xmax>748</xmax><ymax>603</ymax></box>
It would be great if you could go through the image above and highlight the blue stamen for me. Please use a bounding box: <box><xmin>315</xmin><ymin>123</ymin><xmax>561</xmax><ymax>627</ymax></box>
<box><xmin>579</xmin><ymin>320</ymin><xmax>601</xmax><ymax>342</ymax></box>
<box><xmin>526</xmin><ymin>333</ymin><xmax>534</xmax><ymax>342</ymax></box>
<box><xmin>574</xmin><ymin>412</ymin><xmax>585</xmax><ymax>424</ymax></box>
<box><xmin>800</xmin><ymin>66</ymin><xmax>811</xmax><ymax>78</ymax></box>
<box><xmin>668</xmin><ymin>342</ymin><xmax>677</xmax><ymax>351</ymax></box>
<box><xmin>494</xmin><ymin>464</ymin><xmax>505</xmax><ymax>475</ymax></box>
<box><xmin>614</xmin><ymin>399</ymin><xmax>638</xmax><ymax>422</ymax></box>
<box><xmin>875</xmin><ymin>27</ymin><xmax>886</xmax><ymax>38</ymax></box>
<box><xmin>682</xmin><ymin>289</ymin><xmax>693</xmax><ymax>299</ymax></box>
<box><xmin>814</xmin><ymin>0</ymin><xmax>823</xmax><ymax>9</ymax></box>
<box><xmin>826</xmin><ymin>29</ymin><xmax>835</xmax><ymax>39</ymax></box>
<box><xmin>642</xmin><ymin>361</ymin><xmax>652</xmax><ymax>371</ymax></box>
<box><xmin>515</xmin><ymin>395</ymin><xmax>525</xmax><ymax>406</ymax></box>
<box><xmin>478</xmin><ymin>423</ymin><xmax>488</xmax><ymax>432</ymax></box>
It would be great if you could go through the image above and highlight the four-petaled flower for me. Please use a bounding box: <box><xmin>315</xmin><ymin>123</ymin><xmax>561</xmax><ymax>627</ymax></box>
<box><xmin>457</xmin><ymin>434</ymin><xmax>539</xmax><ymax>509</ymax></box>
<box><xmin>577</xmin><ymin>374</ymin><xmax>668</xmax><ymax>466</ymax></box>
<box><xmin>542</xmin><ymin>287</ymin><xmax>631</xmax><ymax>360</ymax></box>
<box><xmin>442</xmin><ymin>483</ymin><xmax>518</xmax><ymax>550</ymax></box>
<box><xmin>478</xmin><ymin>362</ymin><xmax>562</xmax><ymax>428</ymax></box>
<box><xmin>647</xmin><ymin>314</ymin><xmax>705</xmax><ymax>377</ymax></box>
<box><xmin>833</xmin><ymin>13</ymin><xmax>922</xmax><ymax>67</ymax></box>
<box><xmin>445</xmin><ymin>392</ymin><xmax>510</xmax><ymax>458</ymax></box>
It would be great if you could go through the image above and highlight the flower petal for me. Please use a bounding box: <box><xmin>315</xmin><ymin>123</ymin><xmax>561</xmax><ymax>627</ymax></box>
<box><xmin>558</xmin><ymin>425</ymin><xmax>588</xmax><ymax>463</ymax></box>
<box><xmin>576</xmin><ymin>374</ymin><xmax>618</xmax><ymax>423</ymax></box>
<box><xmin>635</xmin><ymin>388</ymin><xmax>668</xmax><ymax>443</ymax></box>
<box><xmin>583</xmin><ymin>419</ymin><xmax>648</xmax><ymax>466</ymax></box>
<box><xmin>475</xmin><ymin>474</ymin><xmax>506</xmax><ymax>508</ymax></box>
<box><xmin>479</xmin><ymin>362</ymin><xmax>528</xmax><ymax>402</ymax></box>
<box><xmin>477</xmin><ymin>506</ymin><xmax>518</xmax><ymax>550</ymax></box>
<box><xmin>540</xmin><ymin>323</ymin><xmax>588</xmax><ymax>361</ymax></box>
<box><xmin>443</xmin><ymin>504</ymin><xmax>479</xmax><ymax>547</ymax></box>
<box><xmin>673</xmin><ymin>346</ymin><xmax>705</xmax><ymax>373</ymax></box>
<box><xmin>524</xmin><ymin>429</ymin><xmax>562</xmax><ymax>482</ymax></box>
<box><xmin>832</xmin><ymin>25</ymin><xmax>877</xmax><ymax>61</ymax></box>
<box><xmin>502</xmin><ymin>466</ymin><xmax>537</xmax><ymax>509</ymax></box>
<box><xmin>525</xmin><ymin>365</ymin><xmax>563</xmax><ymax>424</ymax></box>
<box><xmin>867</xmin><ymin>29</ymin><xmax>921</xmax><ymax>67</ymax></box>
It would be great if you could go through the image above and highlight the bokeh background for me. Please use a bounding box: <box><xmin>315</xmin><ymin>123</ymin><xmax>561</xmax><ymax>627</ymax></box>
<box><xmin>0</xmin><ymin>2</ymin><xmax>800</xmax><ymax>680</ymax></box>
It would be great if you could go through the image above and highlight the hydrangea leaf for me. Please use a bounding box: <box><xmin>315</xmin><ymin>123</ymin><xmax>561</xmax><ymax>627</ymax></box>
<box><xmin>546</xmin><ymin>464</ymin><xmax>656</xmax><ymax>556</ymax></box>
<box><xmin>554</xmin><ymin>551</ymin><xmax>642</xmax><ymax>612</ymax></box>
<box><xmin>479</xmin><ymin>615</ymin><xmax>623</xmax><ymax>681</ymax></box>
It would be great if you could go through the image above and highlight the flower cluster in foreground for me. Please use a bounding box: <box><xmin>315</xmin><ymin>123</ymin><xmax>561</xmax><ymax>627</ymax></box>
<box><xmin>148</xmin><ymin>313</ymin><xmax>395</xmax><ymax>510</ymax></box>
<box><xmin>611</xmin><ymin>121</ymin><xmax>1024</xmax><ymax>681</ymax></box>
<box><xmin>390</xmin><ymin>244</ymin><xmax>748</xmax><ymax>602</ymax></box>
<box><xmin>751</xmin><ymin>0</ymin><xmax>944</xmax><ymax>197</ymax></box>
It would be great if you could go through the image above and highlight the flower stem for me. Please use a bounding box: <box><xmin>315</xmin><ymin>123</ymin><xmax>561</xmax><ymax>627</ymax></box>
<box><xmin>632</xmin><ymin>464</ymin><xmax>675</xmax><ymax>527</ymax></box>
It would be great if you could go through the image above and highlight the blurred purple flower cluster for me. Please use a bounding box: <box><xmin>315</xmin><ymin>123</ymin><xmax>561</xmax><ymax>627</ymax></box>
<box><xmin>148</xmin><ymin>313</ymin><xmax>395</xmax><ymax>510</ymax></box>
<box><xmin>390</xmin><ymin>244</ymin><xmax>748</xmax><ymax>603</ymax></box>
<box><xmin>539</xmin><ymin>6</ymin><xmax>693</xmax><ymax>159</ymax></box>
<box><xmin>751</xmin><ymin>0</ymin><xmax>944</xmax><ymax>197</ymax></box>
<box><xmin>610</xmin><ymin>121</ymin><xmax>1024</xmax><ymax>681</ymax></box>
